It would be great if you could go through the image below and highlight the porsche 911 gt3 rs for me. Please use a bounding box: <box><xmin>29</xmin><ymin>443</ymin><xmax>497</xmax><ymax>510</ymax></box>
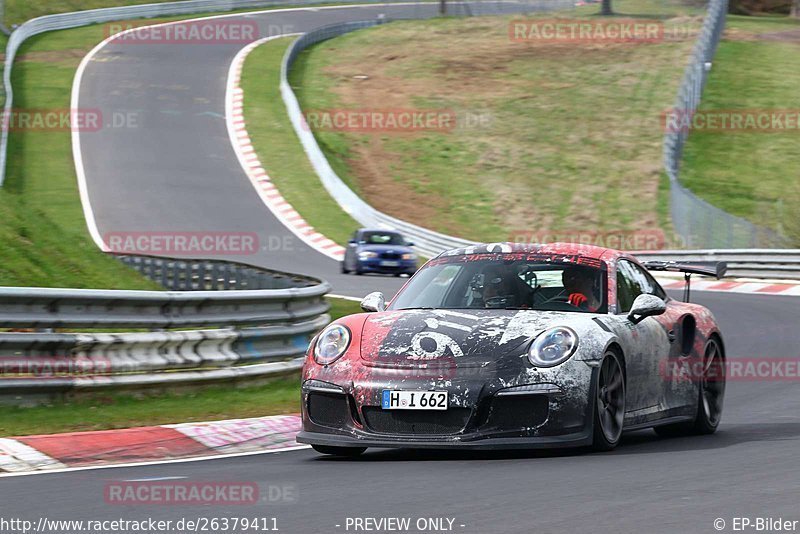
<box><xmin>298</xmin><ymin>242</ymin><xmax>727</xmax><ymax>455</ymax></box>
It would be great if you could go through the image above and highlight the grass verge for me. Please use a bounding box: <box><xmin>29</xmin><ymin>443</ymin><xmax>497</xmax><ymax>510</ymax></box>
<box><xmin>679</xmin><ymin>15</ymin><xmax>800</xmax><ymax>244</ymax></box>
<box><xmin>241</xmin><ymin>37</ymin><xmax>361</xmax><ymax>246</ymax></box>
<box><xmin>289</xmin><ymin>0</ymin><xmax>703</xmax><ymax>244</ymax></box>
<box><xmin>0</xmin><ymin>377</ymin><xmax>301</xmax><ymax>436</ymax></box>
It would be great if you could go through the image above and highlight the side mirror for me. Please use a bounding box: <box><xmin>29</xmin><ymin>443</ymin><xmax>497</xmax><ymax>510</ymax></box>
<box><xmin>627</xmin><ymin>294</ymin><xmax>666</xmax><ymax>325</ymax></box>
<box><xmin>348</xmin><ymin>240</ymin><xmax>357</xmax><ymax>245</ymax></box>
<box><xmin>406</xmin><ymin>241</ymin><xmax>415</xmax><ymax>247</ymax></box>
<box><xmin>361</xmin><ymin>292</ymin><xmax>386</xmax><ymax>313</ymax></box>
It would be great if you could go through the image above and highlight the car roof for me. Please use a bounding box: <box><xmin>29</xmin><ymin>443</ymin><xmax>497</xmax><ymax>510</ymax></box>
<box><xmin>436</xmin><ymin>242</ymin><xmax>626</xmax><ymax>261</ymax></box>
<box><xmin>358</xmin><ymin>228</ymin><xmax>403</xmax><ymax>235</ymax></box>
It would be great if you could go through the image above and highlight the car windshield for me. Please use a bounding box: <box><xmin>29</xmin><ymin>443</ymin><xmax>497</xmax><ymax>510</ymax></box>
<box><xmin>388</xmin><ymin>253</ymin><xmax>608</xmax><ymax>313</ymax></box>
<box><xmin>361</xmin><ymin>231</ymin><xmax>405</xmax><ymax>246</ymax></box>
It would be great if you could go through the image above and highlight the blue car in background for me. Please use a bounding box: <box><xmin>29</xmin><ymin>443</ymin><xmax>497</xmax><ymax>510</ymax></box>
<box><xmin>341</xmin><ymin>229</ymin><xmax>418</xmax><ymax>276</ymax></box>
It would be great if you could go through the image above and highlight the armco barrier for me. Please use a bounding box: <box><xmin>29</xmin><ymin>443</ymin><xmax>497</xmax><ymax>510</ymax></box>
<box><xmin>0</xmin><ymin>257</ymin><xmax>330</xmax><ymax>403</ymax></box>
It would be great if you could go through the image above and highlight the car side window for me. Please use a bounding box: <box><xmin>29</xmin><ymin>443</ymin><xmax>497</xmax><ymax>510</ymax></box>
<box><xmin>616</xmin><ymin>261</ymin><xmax>640</xmax><ymax>313</ymax></box>
<box><xmin>630</xmin><ymin>262</ymin><xmax>667</xmax><ymax>301</ymax></box>
<box><xmin>617</xmin><ymin>260</ymin><xmax>666</xmax><ymax>313</ymax></box>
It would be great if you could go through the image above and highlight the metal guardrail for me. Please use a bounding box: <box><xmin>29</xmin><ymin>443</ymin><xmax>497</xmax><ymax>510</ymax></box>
<box><xmin>0</xmin><ymin>257</ymin><xmax>330</xmax><ymax>402</ymax></box>
<box><xmin>280</xmin><ymin>2</ymin><xmax>573</xmax><ymax>259</ymax></box>
<box><xmin>635</xmin><ymin>250</ymin><xmax>800</xmax><ymax>280</ymax></box>
<box><xmin>662</xmin><ymin>0</ymin><xmax>787</xmax><ymax>248</ymax></box>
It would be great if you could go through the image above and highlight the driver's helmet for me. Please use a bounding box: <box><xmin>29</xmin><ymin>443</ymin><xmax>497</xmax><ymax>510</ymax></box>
<box><xmin>471</xmin><ymin>265</ymin><xmax>512</xmax><ymax>308</ymax></box>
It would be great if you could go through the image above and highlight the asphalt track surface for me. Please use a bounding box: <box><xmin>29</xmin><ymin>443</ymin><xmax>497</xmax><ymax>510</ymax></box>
<box><xmin>3</xmin><ymin>290</ymin><xmax>799</xmax><ymax>533</ymax></box>
<box><xmin>75</xmin><ymin>2</ymin><xmax>537</xmax><ymax>299</ymax></box>
<box><xmin>29</xmin><ymin>5</ymin><xmax>798</xmax><ymax>533</ymax></box>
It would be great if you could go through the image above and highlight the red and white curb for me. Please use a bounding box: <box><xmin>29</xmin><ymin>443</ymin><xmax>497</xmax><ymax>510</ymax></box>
<box><xmin>0</xmin><ymin>414</ymin><xmax>302</xmax><ymax>474</ymax></box>
<box><xmin>655</xmin><ymin>276</ymin><xmax>800</xmax><ymax>297</ymax></box>
<box><xmin>226</xmin><ymin>36</ymin><xmax>346</xmax><ymax>262</ymax></box>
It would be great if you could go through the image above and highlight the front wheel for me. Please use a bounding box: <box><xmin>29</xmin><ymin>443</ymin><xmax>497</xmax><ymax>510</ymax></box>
<box><xmin>592</xmin><ymin>351</ymin><xmax>626</xmax><ymax>451</ymax></box>
<box><xmin>311</xmin><ymin>445</ymin><xmax>367</xmax><ymax>457</ymax></box>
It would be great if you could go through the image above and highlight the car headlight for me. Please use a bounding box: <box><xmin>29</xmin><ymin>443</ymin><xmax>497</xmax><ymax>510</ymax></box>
<box><xmin>358</xmin><ymin>251</ymin><xmax>378</xmax><ymax>260</ymax></box>
<box><xmin>528</xmin><ymin>327</ymin><xmax>578</xmax><ymax>367</ymax></box>
<box><xmin>402</xmin><ymin>253</ymin><xmax>417</xmax><ymax>261</ymax></box>
<box><xmin>313</xmin><ymin>324</ymin><xmax>351</xmax><ymax>365</ymax></box>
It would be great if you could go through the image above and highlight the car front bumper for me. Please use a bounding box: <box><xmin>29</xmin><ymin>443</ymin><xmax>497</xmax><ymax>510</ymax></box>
<box><xmin>356</xmin><ymin>259</ymin><xmax>417</xmax><ymax>274</ymax></box>
<box><xmin>299</xmin><ymin>361</ymin><xmax>597</xmax><ymax>450</ymax></box>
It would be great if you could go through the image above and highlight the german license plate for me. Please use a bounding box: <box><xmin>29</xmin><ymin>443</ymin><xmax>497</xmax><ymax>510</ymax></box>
<box><xmin>380</xmin><ymin>260</ymin><xmax>400</xmax><ymax>267</ymax></box>
<box><xmin>382</xmin><ymin>390</ymin><xmax>448</xmax><ymax>410</ymax></box>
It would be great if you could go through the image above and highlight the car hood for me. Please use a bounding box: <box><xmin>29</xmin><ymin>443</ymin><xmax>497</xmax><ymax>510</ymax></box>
<box><xmin>359</xmin><ymin>309</ymin><xmax>572</xmax><ymax>367</ymax></box>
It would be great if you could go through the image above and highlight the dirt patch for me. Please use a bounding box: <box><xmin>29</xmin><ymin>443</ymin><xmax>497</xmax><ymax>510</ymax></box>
<box><xmin>756</xmin><ymin>28</ymin><xmax>800</xmax><ymax>42</ymax></box>
<box><xmin>14</xmin><ymin>49</ymin><xmax>88</xmax><ymax>63</ymax></box>
<box><xmin>345</xmin><ymin>138</ymin><xmax>454</xmax><ymax>233</ymax></box>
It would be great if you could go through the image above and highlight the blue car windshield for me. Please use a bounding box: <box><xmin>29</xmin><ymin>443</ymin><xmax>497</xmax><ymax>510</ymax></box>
<box><xmin>389</xmin><ymin>253</ymin><xmax>608</xmax><ymax>313</ymax></box>
<box><xmin>361</xmin><ymin>232</ymin><xmax>406</xmax><ymax>246</ymax></box>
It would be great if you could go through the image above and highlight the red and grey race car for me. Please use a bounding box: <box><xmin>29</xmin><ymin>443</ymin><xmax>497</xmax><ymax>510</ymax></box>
<box><xmin>298</xmin><ymin>243</ymin><xmax>727</xmax><ymax>455</ymax></box>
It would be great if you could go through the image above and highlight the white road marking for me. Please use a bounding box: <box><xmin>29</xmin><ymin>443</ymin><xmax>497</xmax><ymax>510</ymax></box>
<box><xmin>0</xmin><ymin>444</ymin><xmax>311</xmax><ymax>479</ymax></box>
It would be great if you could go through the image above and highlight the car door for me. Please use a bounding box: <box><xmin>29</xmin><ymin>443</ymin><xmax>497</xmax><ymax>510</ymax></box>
<box><xmin>615</xmin><ymin>260</ymin><xmax>673</xmax><ymax>425</ymax></box>
<box><xmin>627</xmin><ymin>262</ymin><xmax>697</xmax><ymax>416</ymax></box>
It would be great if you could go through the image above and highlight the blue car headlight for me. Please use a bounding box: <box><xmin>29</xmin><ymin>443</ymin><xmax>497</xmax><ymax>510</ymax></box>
<box><xmin>402</xmin><ymin>253</ymin><xmax>417</xmax><ymax>261</ymax></box>
<box><xmin>358</xmin><ymin>251</ymin><xmax>378</xmax><ymax>261</ymax></box>
<box><xmin>528</xmin><ymin>327</ymin><xmax>578</xmax><ymax>367</ymax></box>
<box><xmin>314</xmin><ymin>324</ymin><xmax>351</xmax><ymax>365</ymax></box>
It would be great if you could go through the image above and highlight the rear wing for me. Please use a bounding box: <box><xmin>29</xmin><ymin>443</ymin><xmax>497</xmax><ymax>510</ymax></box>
<box><xmin>640</xmin><ymin>260</ymin><xmax>727</xmax><ymax>280</ymax></box>
<box><xmin>640</xmin><ymin>260</ymin><xmax>727</xmax><ymax>302</ymax></box>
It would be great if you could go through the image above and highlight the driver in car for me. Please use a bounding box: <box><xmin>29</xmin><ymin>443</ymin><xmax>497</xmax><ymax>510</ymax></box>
<box><xmin>562</xmin><ymin>265</ymin><xmax>601</xmax><ymax>312</ymax></box>
<box><xmin>476</xmin><ymin>266</ymin><xmax>515</xmax><ymax>308</ymax></box>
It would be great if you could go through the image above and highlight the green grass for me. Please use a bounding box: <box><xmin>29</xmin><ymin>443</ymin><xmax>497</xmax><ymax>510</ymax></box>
<box><xmin>0</xmin><ymin>377</ymin><xmax>301</xmax><ymax>436</ymax></box>
<box><xmin>290</xmin><ymin>1</ymin><xmax>702</xmax><ymax>244</ymax></box>
<box><xmin>241</xmin><ymin>37</ymin><xmax>361</xmax><ymax>246</ymax></box>
<box><xmin>679</xmin><ymin>15</ymin><xmax>800</xmax><ymax>244</ymax></box>
<box><xmin>326</xmin><ymin>295</ymin><xmax>362</xmax><ymax>318</ymax></box>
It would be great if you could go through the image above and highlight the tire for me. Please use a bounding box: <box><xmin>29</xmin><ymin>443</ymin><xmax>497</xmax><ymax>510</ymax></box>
<box><xmin>655</xmin><ymin>337</ymin><xmax>725</xmax><ymax>437</ymax></box>
<box><xmin>592</xmin><ymin>351</ymin><xmax>626</xmax><ymax>451</ymax></box>
<box><xmin>340</xmin><ymin>262</ymin><xmax>350</xmax><ymax>274</ymax></box>
<box><xmin>311</xmin><ymin>445</ymin><xmax>367</xmax><ymax>457</ymax></box>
